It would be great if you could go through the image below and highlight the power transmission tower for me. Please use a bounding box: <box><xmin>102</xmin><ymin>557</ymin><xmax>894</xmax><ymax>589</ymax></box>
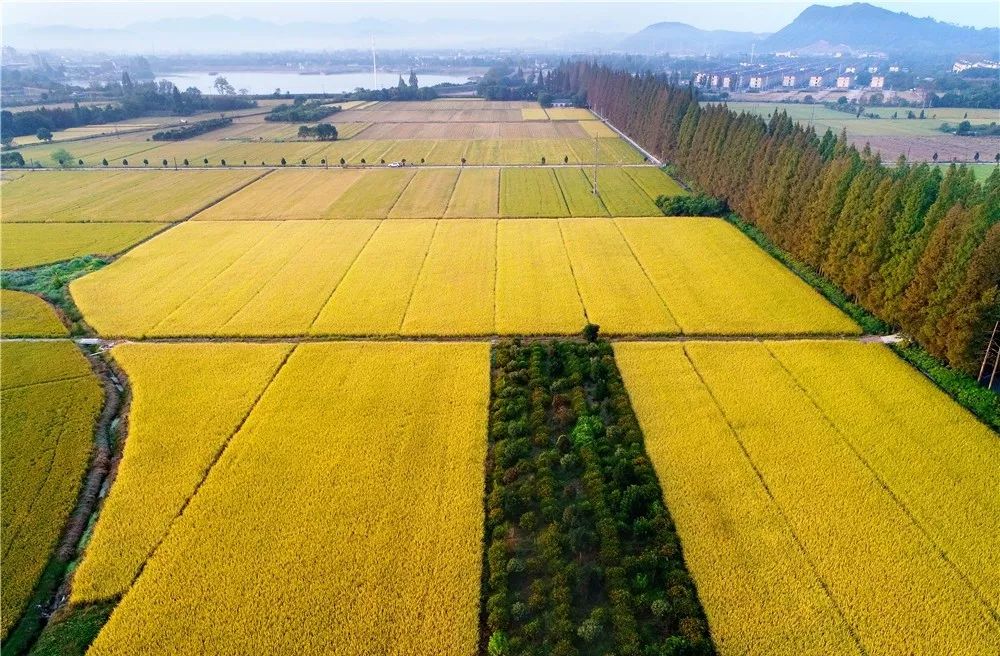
<box><xmin>979</xmin><ymin>321</ymin><xmax>999</xmax><ymax>390</ymax></box>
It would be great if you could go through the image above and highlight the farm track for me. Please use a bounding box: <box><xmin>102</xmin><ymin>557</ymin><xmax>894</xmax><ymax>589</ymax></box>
<box><xmin>0</xmin><ymin>333</ymin><xmax>899</xmax><ymax>346</ymax></box>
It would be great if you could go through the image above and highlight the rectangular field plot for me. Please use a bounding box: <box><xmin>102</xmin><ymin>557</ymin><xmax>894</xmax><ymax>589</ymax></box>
<box><xmin>388</xmin><ymin>169</ymin><xmax>460</xmax><ymax>218</ymax></box>
<box><xmin>194</xmin><ymin>169</ymin><xmax>365</xmax><ymax>220</ymax></box>
<box><xmin>625</xmin><ymin>166</ymin><xmax>687</xmax><ymax>199</ymax></box>
<box><xmin>2</xmin><ymin>170</ymin><xmax>263</xmax><ymax>223</ymax></box>
<box><xmin>499</xmin><ymin>169</ymin><xmax>568</xmax><ymax>217</ymax></box>
<box><xmin>86</xmin><ymin>342</ymin><xmax>489</xmax><ymax>656</ymax></box>
<box><xmin>615</xmin><ymin>341</ymin><xmax>1000</xmax><ymax>656</ymax></box>
<box><xmin>546</xmin><ymin>107</ymin><xmax>596</xmax><ymax>120</ymax></box>
<box><xmin>1</xmin><ymin>222</ymin><xmax>167</xmax><ymax>269</ymax></box>
<box><xmin>72</xmin><ymin>218</ymin><xmax>856</xmax><ymax>337</ymax></box>
<box><xmin>584</xmin><ymin>168</ymin><xmax>661</xmax><ymax>216</ymax></box>
<box><xmin>617</xmin><ymin>218</ymin><xmax>859</xmax><ymax>334</ymax></box>
<box><xmin>444</xmin><ymin>168</ymin><xmax>499</xmax><ymax>218</ymax></box>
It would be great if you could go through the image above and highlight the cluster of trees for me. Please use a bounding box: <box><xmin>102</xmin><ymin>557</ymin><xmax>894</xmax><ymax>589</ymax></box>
<box><xmin>265</xmin><ymin>99</ymin><xmax>341</xmax><ymax>122</ymax></box>
<box><xmin>478</xmin><ymin>66</ymin><xmax>545</xmax><ymax>101</ymax></box>
<box><xmin>555</xmin><ymin>62</ymin><xmax>999</xmax><ymax>376</ymax></box>
<box><xmin>350</xmin><ymin>71</ymin><xmax>438</xmax><ymax>101</ymax></box>
<box><xmin>296</xmin><ymin>123</ymin><xmax>338</xmax><ymax>140</ymax></box>
<box><xmin>656</xmin><ymin>193</ymin><xmax>727</xmax><ymax>217</ymax></box>
<box><xmin>939</xmin><ymin>121</ymin><xmax>1000</xmax><ymax>137</ymax></box>
<box><xmin>151</xmin><ymin>117</ymin><xmax>233</xmax><ymax>141</ymax></box>
<box><xmin>0</xmin><ymin>75</ymin><xmax>255</xmax><ymax>141</ymax></box>
<box><xmin>484</xmin><ymin>339</ymin><xmax>713</xmax><ymax>656</ymax></box>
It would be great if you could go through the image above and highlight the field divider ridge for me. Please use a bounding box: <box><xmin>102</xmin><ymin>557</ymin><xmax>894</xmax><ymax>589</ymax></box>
<box><xmin>491</xmin><ymin>219</ymin><xmax>499</xmax><ymax>333</ymax></box>
<box><xmin>763</xmin><ymin>344</ymin><xmax>1000</xmax><ymax>621</ymax></box>
<box><xmin>438</xmin><ymin>166</ymin><xmax>464</xmax><ymax>217</ymax></box>
<box><xmin>180</xmin><ymin>167</ymin><xmax>275</xmax><ymax>222</ymax></box>
<box><xmin>611</xmin><ymin>218</ymin><xmax>682</xmax><ymax>331</ymax></box>
<box><xmin>382</xmin><ymin>168</ymin><xmax>420</xmax><ymax>218</ymax></box>
<box><xmin>679</xmin><ymin>345</ymin><xmax>870</xmax><ymax>656</ymax></box>
<box><xmin>217</xmin><ymin>228</ymin><xmax>326</xmax><ymax>330</ymax></box>
<box><xmin>145</xmin><ymin>222</ymin><xmax>285</xmax><ymax>334</ymax></box>
<box><xmin>118</xmin><ymin>343</ymin><xmax>297</xmax><ymax>596</ymax></box>
<box><xmin>0</xmin><ymin>373</ymin><xmax>95</xmax><ymax>394</ymax></box>
<box><xmin>397</xmin><ymin>219</ymin><xmax>441</xmax><ymax>332</ymax></box>
<box><xmin>556</xmin><ymin>219</ymin><xmax>592</xmax><ymax>324</ymax></box>
<box><xmin>304</xmin><ymin>221</ymin><xmax>383</xmax><ymax>331</ymax></box>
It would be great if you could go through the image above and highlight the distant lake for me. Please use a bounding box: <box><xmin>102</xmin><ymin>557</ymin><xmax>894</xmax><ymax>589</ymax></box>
<box><xmin>155</xmin><ymin>70</ymin><xmax>473</xmax><ymax>95</ymax></box>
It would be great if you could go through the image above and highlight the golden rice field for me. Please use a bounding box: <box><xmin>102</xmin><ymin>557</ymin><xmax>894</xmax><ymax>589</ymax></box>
<box><xmin>0</xmin><ymin>290</ymin><xmax>67</xmax><ymax>336</ymax></box>
<box><xmin>1</xmin><ymin>170</ymin><xmax>263</xmax><ymax>222</ymax></box>
<box><xmin>84</xmin><ymin>341</ymin><xmax>489</xmax><ymax>656</ymax></box>
<box><xmin>191</xmin><ymin>167</ymin><xmax>675</xmax><ymax>220</ymax></box>
<box><xmin>1</xmin><ymin>342</ymin><xmax>102</xmax><ymax>638</ymax></box>
<box><xmin>1</xmin><ymin>222</ymin><xmax>168</xmax><ymax>269</ymax></box>
<box><xmin>520</xmin><ymin>107</ymin><xmax>549</xmax><ymax>121</ymax></box>
<box><xmin>615</xmin><ymin>340</ymin><xmax>1000</xmax><ymax>655</ymax></box>
<box><xmin>71</xmin><ymin>343</ymin><xmax>293</xmax><ymax>603</ymax></box>
<box><xmin>546</xmin><ymin>107</ymin><xmax>597</xmax><ymax>121</ymax></box>
<box><xmin>70</xmin><ymin>218</ymin><xmax>855</xmax><ymax>337</ymax></box>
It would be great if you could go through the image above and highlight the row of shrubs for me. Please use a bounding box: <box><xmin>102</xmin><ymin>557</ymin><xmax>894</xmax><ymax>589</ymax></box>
<box><xmin>151</xmin><ymin>117</ymin><xmax>233</xmax><ymax>141</ymax></box>
<box><xmin>265</xmin><ymin>100</ymin><xmax>341</xmax><ymax>122</ymax></box>
<box><xmin>484</xmin><ymin>338</ymin><xmax>713</xmax><ymax>656</ymax></box>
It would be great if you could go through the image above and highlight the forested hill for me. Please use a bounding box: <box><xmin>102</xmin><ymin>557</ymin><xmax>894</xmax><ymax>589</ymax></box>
<box><xmin>763</xmin><ymin>2</ymin><xmax>999</xmax><ymax>56</ymax></box>
<box><xmin>550</xmin><ymin>63</ymin><xmax>999</xmax><ymax>376</ymax></box>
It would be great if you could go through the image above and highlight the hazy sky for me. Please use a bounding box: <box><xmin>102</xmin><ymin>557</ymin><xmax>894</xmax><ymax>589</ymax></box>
<box><xmin>4</xmin><ymin>0</ymin><xmax>998</xmax><ymax>32</ymax></box>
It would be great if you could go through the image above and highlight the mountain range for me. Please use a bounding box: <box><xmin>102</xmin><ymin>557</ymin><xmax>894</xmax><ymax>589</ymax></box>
<box><xmin>4</xmin><ymin>3</ymin><xmax>998</xmax><ymax>57</ymax></box>
<box><xmin>622</xmin><ymin>3</ymin><xmax>999</xmax><ymax>57</ymax></box>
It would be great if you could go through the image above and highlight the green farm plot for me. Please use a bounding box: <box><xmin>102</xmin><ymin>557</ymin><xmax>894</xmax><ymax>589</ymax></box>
<box><xmin>584</xmin><ymin>168</ymin><xmax>662</xmax><ymax>216</ymax></box>
<box><xmin>625</xmin><ymin>167</ymin><xmax>687</xmax><ymax>200</ymax></box>
<box><xmin>445</xmin><ymin>169</ymin><xmax>499</xmax><ymax>218</ymax></box>
<box><xmin>721</xmin><ymin>102</ymin><xmax>1000</xmax><ymax>138</ymax></box>
<box><xmin>554</xmin><ymin>168</ymin><xmax>609</xmax><ymax>216</ymax></box>
<box><xmin>499</xmin><ymin>169</ymin><xmax>568</xmax><ymax>217</ymax></box>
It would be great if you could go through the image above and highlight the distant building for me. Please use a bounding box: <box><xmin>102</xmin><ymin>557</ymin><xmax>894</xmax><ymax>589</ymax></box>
<box><xmin>836</xmin><ymin>76</ymin><xmax>852</xmax><ymax>89</ymax></box>
<box><xmin>953</xmin><ymin>59</ymin><xmax>1000</xmax><ymax>72</ymax></box>
<box><xmin>868</xmin><ymin>66</ymin><xmax>879</xmax><ymax>73</ymax></box>
<box><xmin>551</xmin><ymin>98</ymin><xmax>574</xmax><ymax>107</ymax></box>
<box><xmin>888</xmin><ymin>65</ymin><xmax>900</xmax><ymax>73</ymax></box>
<box><xmin>844</xmin><ymin>66</ymin><xmax>857</xmax><ymax>73</ymax></box>
<box><xmin>710</xmin><ymin>74</ymin><xmax>720</xmax><ymax>87</ymax></box>
<box><xmin>722</xmin><ymin>76</ymin><xmax>732</xmax><ymax>89</ymax></box>
<box><xmin>870</xmin><ymin>76</ymin><xmax>885</xmax><ymax>89</ymax></box>
<box><xmin>782</xmin><ymin>75</ymin><xmax>796</xmax><ymax>87</ymax></box>
<box><xmin>809</xmin><ymin>75</ymin><xmax>824</xmax><ymax>88</ymax></box>
<box><xmin>749</xmin><ymin>75</ymin><xmax>765</xmax><ymax>89</ymax></box>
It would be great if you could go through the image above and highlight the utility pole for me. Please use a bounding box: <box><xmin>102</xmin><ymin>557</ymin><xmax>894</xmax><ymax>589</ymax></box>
<box><xmin>173</xmin><ymin>157</ymin><xmax>177</xmax><ymax>171</ymax></box>
<box><xmin>592</xmin><ymin>134</ymin><xmax>598</xmax><ymax>196</ymax></box>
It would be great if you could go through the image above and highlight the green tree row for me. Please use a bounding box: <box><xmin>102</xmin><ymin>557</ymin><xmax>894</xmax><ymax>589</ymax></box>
<box><xmin>556</xmin><ymin>62</ymin><xmax>999</xmax><ymax>376</ymax></box>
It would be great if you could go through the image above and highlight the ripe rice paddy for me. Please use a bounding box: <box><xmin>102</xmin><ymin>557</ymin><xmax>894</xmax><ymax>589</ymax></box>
<box><xmin>615</xmin><ymin>340</ymin><xmax>1000</xmax><ymax>655</ymax></box>
<box><xmin>70</xmin><ymin>217</ymin><xmax>856</xmax><ymax>337</ymax></box>
<box><xmin>1</xmin><ymin>170</ymin><xmax>264</xmax><ymax>222</ymax></box>
<box><xmin>0</xmin><ymin>290</ymin><xmax>67</xmax><ymax>336</ymax></box>
<box><xmin>83</xmin><ymin>341</ymin><xmax>489</xmax><ymax>656</ymax></box>
<box><xmin>1</xmin><ymin>342</ymin><xmax>102</xmax><ymax>638</ymax></box>
<box><xmin>1</xmin><ymin>223</ymin><xmax>168</xmax><ymax>269</ymax></box>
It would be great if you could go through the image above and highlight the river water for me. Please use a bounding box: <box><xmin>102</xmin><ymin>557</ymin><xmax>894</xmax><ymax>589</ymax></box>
<box><xmin>155</xmin><ymin>70</ymin><xmax>474</xmax><ymax>95</ymax></box>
